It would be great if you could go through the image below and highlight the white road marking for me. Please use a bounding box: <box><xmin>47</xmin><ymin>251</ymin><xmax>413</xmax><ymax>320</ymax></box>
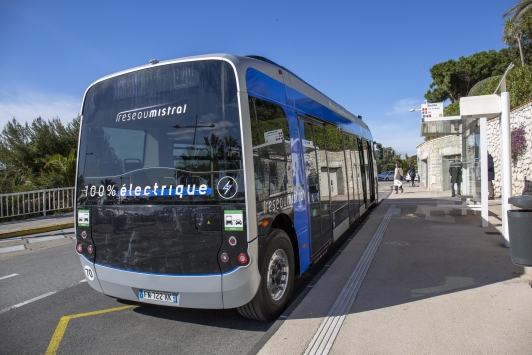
<box><xmin>27</xmin><ymin>235</ymin><xmax>66</xmax><ymax>243</ymax></box>
<box><xmin>0</xmin><ymin>245</ymin><xmax>26</xmax><ymax>253</ymax></box>
<box><xmin>0</xmin><ymin>291</ymin><xmax>57</xmax><ymax>315</ymax></box>
<box><xmin>0</xmin><ymin>274</ymin><xmax>19</xmax><ymax>281</ymax></box>
<box><xmin>0</xmin><ymin>279</ymin><xmax>87</xmax><ymax>315</ymax></box>
<box><xmin>384</xmin><ymin>241</ymin><xmax>409</xmax><ymax>246</ymax></box>
<box><xmin>0</xmin><ymin>237</ymin><xmax>23</xmax><ymax>244</ymax></box>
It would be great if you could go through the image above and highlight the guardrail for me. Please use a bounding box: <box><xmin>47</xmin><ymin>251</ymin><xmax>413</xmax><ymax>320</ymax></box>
<box><xmin>0</xmin><ymin>187</ymin><xmax>75</xmax><ymax>219</ymax></box>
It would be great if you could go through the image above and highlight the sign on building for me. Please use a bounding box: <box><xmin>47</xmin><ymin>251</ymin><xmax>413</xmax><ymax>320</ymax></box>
<box><xmin>264</xmin><ymin>129</ymin><xmax>284</xmax><ymax>144</ymax></box>
<box><xmin>421</xmin><ymin>102</ymin><xmax>444</xmax><ymax>120</ymax></box>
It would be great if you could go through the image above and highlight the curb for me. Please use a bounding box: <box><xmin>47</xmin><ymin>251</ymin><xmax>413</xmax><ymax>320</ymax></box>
<box><xmin>0</xmin><ymin>222</ymin><xmax>75</xmax><ymax>239</ymax></box>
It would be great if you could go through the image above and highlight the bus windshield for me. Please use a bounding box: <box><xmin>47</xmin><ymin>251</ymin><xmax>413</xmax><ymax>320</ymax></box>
<box><xmin>77</xmin><ymin>60</ymin><xmax>243</xmax><ymax>205</ymax></box>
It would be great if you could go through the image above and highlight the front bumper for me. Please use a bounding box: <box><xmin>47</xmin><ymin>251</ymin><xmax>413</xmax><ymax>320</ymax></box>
<box><xmin>79</xmin><ymin>238</ymin><xmax>260</xmax><ymax>309</ymax></box>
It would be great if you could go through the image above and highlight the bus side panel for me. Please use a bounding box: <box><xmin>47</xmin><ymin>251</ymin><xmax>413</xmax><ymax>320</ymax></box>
<box><xmin>245</xmin><ymin>68</ymin><xmax>286</xmax><ymax>105</ymax></box>
<box><xmin>322</xmin><ymin>105</ymin><xmax>366</xmax><ymax>141</ymax></box>
<box><xmin>246</xmin><ymin>68</ymin><xmax>310</xmax><ymax>275</ymax></box>
<box><xmin>293</xmin><ymin>88</ymin><xmax>323</xmax><ymax>119</ymax></box>
<box><xmin>285</xmin><ymin>107</ymin><xmax>311</xmax><ymax>274</ymax></box>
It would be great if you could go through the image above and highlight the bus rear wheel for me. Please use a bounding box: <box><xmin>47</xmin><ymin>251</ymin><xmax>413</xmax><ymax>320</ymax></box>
<box><xmin>237</xmin><ymin>229</ymin><xmax>295</xmax><ymax>321</ymax></box>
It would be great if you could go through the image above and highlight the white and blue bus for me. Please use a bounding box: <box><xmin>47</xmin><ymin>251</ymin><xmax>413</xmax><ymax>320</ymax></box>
<box><xmin>75</xmin><ymin>54</ymin><xmax>379</xmax><ymax>321</ymax></box>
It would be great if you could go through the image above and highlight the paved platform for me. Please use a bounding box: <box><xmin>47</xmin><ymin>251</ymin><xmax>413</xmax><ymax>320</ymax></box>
<box><xmin>259</xmin><ymin>187</ymin><xmax>532</xmax><ymax>355</ymax></box>
<box><xmin>0</xmin><ymin>212</ymin><xmax>74</xmax><ymax>239</ymax></box>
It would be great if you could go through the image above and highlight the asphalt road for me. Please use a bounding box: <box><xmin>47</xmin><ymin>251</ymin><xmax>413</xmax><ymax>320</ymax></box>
<box><xmin>0</xmin><ymin>238</ymin><xmax>276</xmax><ymax>355</ymax></box>
<box><xmin>0</xmin><ymin>238</ymin><xmax>83</xmax><ymax>312</ymax></box>
<box><xmin>0</xmin><ymin>187</ymin><xmax>391</xmax><ymax>355</ymax></box>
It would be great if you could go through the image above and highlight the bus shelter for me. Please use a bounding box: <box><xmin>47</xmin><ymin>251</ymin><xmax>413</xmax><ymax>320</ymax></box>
<box><xmin>419</xmin><ymin>92</ymin><xmax>512</xmax><ymax>247</ymax></box>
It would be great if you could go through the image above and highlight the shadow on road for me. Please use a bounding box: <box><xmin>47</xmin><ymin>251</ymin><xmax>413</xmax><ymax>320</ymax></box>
<box><xmin>129</xmin><ymin>303</ymin><xmax>274</xmax><ymax>330</ymax></box>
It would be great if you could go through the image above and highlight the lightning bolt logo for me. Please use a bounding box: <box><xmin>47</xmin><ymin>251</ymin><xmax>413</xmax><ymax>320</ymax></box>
<box><xmin>218</xmin><ymin>176</ymin><xmax>237</xmax><ymax>199</ymax></box>
<box><xmin>223</xmin><ymin>183</ymin><xmax>232</xmax><ymax>195</ymax></box>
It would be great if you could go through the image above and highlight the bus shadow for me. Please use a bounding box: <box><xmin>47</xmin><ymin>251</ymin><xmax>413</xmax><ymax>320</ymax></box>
<box><xmin>125</xmin><ymin>301</ymin><xmax>274</xmax><ymax>330</ymax></box>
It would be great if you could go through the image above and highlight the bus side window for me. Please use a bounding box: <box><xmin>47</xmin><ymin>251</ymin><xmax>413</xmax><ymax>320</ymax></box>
<box><xmin>249</xmin><ymin>96</ymin><xmax>292</xmax><ymax>201</ymax></box>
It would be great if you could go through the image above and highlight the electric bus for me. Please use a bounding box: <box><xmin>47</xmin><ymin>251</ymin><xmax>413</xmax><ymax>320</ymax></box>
<box><xmin>75</xmin><ymin>54</ymin><xmax>378</xmax><ymax>321</ymax></box>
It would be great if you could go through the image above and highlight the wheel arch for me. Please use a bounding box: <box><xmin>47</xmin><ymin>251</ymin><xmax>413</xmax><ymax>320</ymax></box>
<box><xmin>259</xmin><ymin>213</ymin><xmax>300</xmax><ymax>277</ymax></box>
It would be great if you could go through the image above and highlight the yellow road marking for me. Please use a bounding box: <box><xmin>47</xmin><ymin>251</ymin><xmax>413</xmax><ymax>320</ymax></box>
<box><xmin>45</xmin><ymin>305</ymin><xmax>137</xmax><ymax>355</ymax></box>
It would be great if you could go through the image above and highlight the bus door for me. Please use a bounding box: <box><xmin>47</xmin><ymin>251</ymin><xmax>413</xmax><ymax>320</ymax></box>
<box><xmin>299</xmin><ymin>118</ymin><xmax>332</xmax><ymax>258</ymax></box>
<box><xmin>344</xmin><ymin>134</ymin><xmax>359</xmax><ymax>222</ymax></box>
<box><xmin>357</xmin><ymin>138</ymin><xmax>368</xmax><ymax>206</ymax></box>
<box><xmin>365</xmin><ymin>140</ymin><xmax>376</xmax><ymax>203</ymax></box>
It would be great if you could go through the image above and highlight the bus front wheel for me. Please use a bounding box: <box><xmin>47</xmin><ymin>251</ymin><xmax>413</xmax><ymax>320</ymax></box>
<box><xmin>237</xmin><ymin>229</ymin><xmax>295</xmax><ymax>321</ymax></box>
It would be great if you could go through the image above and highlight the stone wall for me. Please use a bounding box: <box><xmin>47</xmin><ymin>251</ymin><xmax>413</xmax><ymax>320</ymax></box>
<box><xmin>487</xmin><ymin>100</ymin><xmax>532</xmax><ymax>197</ymax></box>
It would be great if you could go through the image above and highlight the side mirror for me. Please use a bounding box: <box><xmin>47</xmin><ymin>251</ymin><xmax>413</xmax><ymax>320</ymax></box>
<box><xmin>378</xmin><ymin>147</ymin><xmax>384</xmax><ymax>160</ymax></box>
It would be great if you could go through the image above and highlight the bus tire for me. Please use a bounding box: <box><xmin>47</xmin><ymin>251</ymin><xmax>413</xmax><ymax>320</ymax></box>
<box><xmin>237</xmin><ymin>229</ymin><xmax>295</xmax><ymax>321</ymax></box>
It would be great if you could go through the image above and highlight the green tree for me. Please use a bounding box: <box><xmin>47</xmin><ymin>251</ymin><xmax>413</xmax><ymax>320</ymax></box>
<box><xmin>503</xmin><ymin>1</ymin><xmax>532</xmax><ymax>66</ymax></box>
<box><xmin>376</xmin><ymin>147</ymin><xmax>402</xmax><ymax>173</ymax></box>
<box><xmin>439</xmin><ymin>66</ymin><xmax>532</xmax><ymax>124</ymax></box>
<box><xmin>443</xmin><ymin>101</ymin><xmax>460</xmax><ymax>116</ymax></box>
<box><xmin>0</xmin><ymin>116</ymin><xmax>80</xmax><ymax>193</ymax></box>
<box><xmin>503</xmin><ymin>17</ymin><xmax>532</xmax><ymax>66</ymax></box>
<box><xmin>425</xmin><ymin>50</ymin><xmax>510</xmax><ymax>103</ymax></box>
<box><xmin>467</xmin><ymin>66</ymin><xmax>532</xmax><ymax>108</ymax></box>
<box><xmin>503</xmin><ymin>0</ymin><xmax>532</xmax><ymax>21</ymax></box>
<box><xmin>507</xmin><ymin>66</ymin><xmax>532</xmax><ymax>106</ymax></box>
<box><xmin>404</xmin><ymin>154</ymin><xmax>417</xmax><ymax>171</ymax></box>
<box><xmin>0</xmin><ymin>116</ymin><xmax>79</xmax><ymax>175</ymax></box>
<box><xmin>44</xmin><ymin>148</ymin><xmax>77</xmax><ymax>186</ymax></box>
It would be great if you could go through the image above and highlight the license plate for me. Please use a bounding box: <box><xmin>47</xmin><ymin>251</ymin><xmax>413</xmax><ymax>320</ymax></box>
<box><xmin>139</xmin><ymin>289</ymin><xmax>178</xmax><ymax>304</ymax></box>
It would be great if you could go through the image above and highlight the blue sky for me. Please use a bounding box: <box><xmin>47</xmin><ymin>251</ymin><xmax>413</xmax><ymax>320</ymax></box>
<box><xmin>0</xmin><ymin>0</ymin><xmax>513</xmax><ymax>156</ymax></box>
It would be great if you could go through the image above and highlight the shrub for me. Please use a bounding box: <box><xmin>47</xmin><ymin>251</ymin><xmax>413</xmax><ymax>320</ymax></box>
<box><xmin>507</xmin><ymin>66</ymin><xmax>532</xmax><ymax>108</ymax></box>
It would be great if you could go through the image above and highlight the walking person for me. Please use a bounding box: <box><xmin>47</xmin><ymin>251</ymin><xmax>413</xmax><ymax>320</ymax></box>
<box><xmin>408</xmin><ymin>164</ymin><xmax>416</xmax><ymax>187</ymax></box>
<box><xmin>449</xmin><ymin>155</ymin><xmax>462</xmax><ymax>197</ymax></box>
<box><xmin>487</xmin><ymin>152</ymin><xmax>495</xmax><ymax>200</ymax></box>
<box><xmin>394</xmin><ymin>162</ymin><xmax>403</xmax><ymax>194</ymax></box>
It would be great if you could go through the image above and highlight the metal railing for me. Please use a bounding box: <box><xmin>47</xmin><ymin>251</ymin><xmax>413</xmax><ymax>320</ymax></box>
<box><xmin>0</xmin><ymin>187</ymin><xmax>75</xmax><ymax>219</ymax></box>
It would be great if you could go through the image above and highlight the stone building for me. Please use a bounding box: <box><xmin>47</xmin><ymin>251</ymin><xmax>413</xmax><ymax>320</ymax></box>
<box><xmin>417</xmin><ymin>135</ymin><xmax>461</xmax><ymax>192</ymax></box>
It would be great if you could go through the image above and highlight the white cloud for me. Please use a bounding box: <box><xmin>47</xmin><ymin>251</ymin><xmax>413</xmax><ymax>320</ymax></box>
<box><xmin>385</xmin><ymin>98</ymin><xmax>423</xmax><ymax>116</ymax></box>
<box><xmin>0</xmin><ymin>87</ymin><xmax>81</xmax><ymax>129</ymax></box>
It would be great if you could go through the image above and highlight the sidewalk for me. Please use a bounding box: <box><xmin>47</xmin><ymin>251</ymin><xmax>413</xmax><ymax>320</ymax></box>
<box><xmin>259</xmin><ymin>187</ymin><xmax>532</xmax><ymax>355</ymax></box>
<box><xmin>0</xmin><ymin>212</ymin><xmax>74</xmax><ymax>239</ymax></box>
